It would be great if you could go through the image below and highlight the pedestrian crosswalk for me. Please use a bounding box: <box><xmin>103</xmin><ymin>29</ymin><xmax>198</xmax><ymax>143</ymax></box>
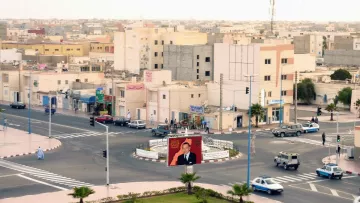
<box><xmin>52</xmin><ymin>129</ymin><xmax>151</xmax><ymax>139</ymax></box>
<box><xmin>223</xmin><ymin>172</ymin><xmax>351</xmax><ymax>186</ymax></box>
<box><xmin>281</xmin><ymin>137</ymin><xmax>349</xmax><ymax>147</ymax></box>
<box><xmin>0</xmin><ymin>159</ymin><xmax>93</xmax><ymax>189</ymax></box>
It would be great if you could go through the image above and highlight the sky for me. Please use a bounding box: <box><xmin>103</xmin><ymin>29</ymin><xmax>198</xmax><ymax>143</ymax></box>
<box><xmin>0</xmin><ymin>0</ymin><xmax>359</xmax><ymax>21</ymax></box>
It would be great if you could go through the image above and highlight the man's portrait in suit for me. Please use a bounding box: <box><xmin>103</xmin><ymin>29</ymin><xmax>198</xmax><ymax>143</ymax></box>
<box><xmin>176</xmin><ymin>142</ymin><xmax>197</xmax><ymax>165</ymax></box>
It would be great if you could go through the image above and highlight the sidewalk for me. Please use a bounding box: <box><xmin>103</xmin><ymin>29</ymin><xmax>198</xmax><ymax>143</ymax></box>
<box><xmin>0</xmin><ymin>127</ymin><xmax>62</xmax><ymax>159</ymax></box>
<box><xmin>322</xmin><ymin>154</ymin><xmax>360</xmax><ymax>175</ymax></box>
<box><xmin>291</xmin><ymin>104</ymin><xmax>350</xmax><ymax>115</ymax></box>
<box><xmin>2</xmin><ymin>181</ymin><xmax>281</xmax><ymax>203</ymax></box>
<box><xmin>299</xmin><ymin>114</ymin><xmax>360</xmax><ymax>123</ymax></box>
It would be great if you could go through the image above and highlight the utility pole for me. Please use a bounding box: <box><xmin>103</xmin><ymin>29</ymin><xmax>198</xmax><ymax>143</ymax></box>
<box><xmin>111</xmin><ymin>64</ymin><xmax>115</xmax><ymax>117</ymax></box>
<box><xmin>219</xmin><ymin>74</ymin><xmax>223</xmax><ymax>132</ymax></box>
<box><xmin>28</xmin><ymin>68</ymin><xmax>32</xmax><ymax>134</ymax></box>
<box><xmin>295</xmin><ymin>71</ymin><xmax>298</xmax><ymax>123</ymax></box>
<box><xmin>279</xmin><ymin>64</ymin><xmax>283</xmax><ymax>126</ymax></box>
<box><xmin>48</xmin><ymin>94</ymin><xmax>52</xmax><ymax>138</ymax></box>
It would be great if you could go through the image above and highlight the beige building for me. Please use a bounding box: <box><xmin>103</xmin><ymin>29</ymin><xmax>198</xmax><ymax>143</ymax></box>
<box><xmin>293</xmin><ymin>34</ymin><xmax>323</xmax><ymax>57</ymax></box>
<box><xmin>0</xmin><ymin>70</ymin><xmax>21</xmax><ymax>102</ymax></box>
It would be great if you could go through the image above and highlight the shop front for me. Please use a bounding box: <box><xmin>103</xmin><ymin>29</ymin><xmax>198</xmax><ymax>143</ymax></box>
<box><xmin>79</xmin><ymin>95</ymin><xmax>96</xmax><ymax>113</ymax></box>
<box><xmin>104</xmin><ymin>95</ymin><xmax>116</xmax><ymax>116</ymax></box>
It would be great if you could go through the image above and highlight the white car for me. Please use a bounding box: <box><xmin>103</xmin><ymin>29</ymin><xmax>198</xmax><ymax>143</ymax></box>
<box><xmin>251</xmin><ymin>176</ymin><xmax>284</xmax><ymax>195</ymax></box>
<box><xmin>316</xmin><ymin>163</ymin><xmax>343</xmax><ymax>179</ymax></box>
<box><xmin>128</xmin><ymin>120</ymin><xmax>146</xmax><ymax>129</ymax></box>
<box><xmin>302</xmin><ymin>122</ymin><xmax>319</xmax><ymax>133</ymax></box>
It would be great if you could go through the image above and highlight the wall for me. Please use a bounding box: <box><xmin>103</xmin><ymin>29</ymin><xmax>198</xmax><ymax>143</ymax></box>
<box><xmin>334</xmin><ymin>36</ymin><xmax>353</xmax><ymax>50</ymax></box>
<box><xmin>313</xmin><ymin>82</ymin><xmax>352</xmax><ymax>107</ymax></box>
<box><xmin>0</xmin><ymin>49</ymin><xmax>22</xmax><ymax>62</ymax></box>
<box><xmin>294</xmin><ymin>54</ymin><xmax>316</xmax><ymax>72</ymax></box>
<box><xmin>143</xmin><ymin>70</ymin><xmax>172</xmax><ymax>86</ymax></box>
<box><xmin>324</xmin><ymin>50</ymin><xmax>360</xmax><ymax>66</ymax></box>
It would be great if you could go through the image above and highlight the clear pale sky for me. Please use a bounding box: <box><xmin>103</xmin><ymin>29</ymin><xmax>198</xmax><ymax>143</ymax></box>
<box><xmin>1</xmin><ymin>0</ymin><xmax>359</xmax><ymax>21</ymax></box>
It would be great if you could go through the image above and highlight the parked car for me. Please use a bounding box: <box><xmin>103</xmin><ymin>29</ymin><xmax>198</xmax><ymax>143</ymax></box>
<box><xmin>272</xmin><ymin>124</ymin><xmax>303</xmax><ymax>137</ymax></box>
<box><xmin>316</xmin><ymin>163</ymin><xmax>343</xmax><ymax>179</ymax></box>
<box><xmin>251</xmin><ymin>175</ymin><xmax>284</xmax><ymax>195</ymax></box>
<box><xmin>95</xmin><ymin>115</ymin><xmax>113</xmax><ymax>123</ymax></box>
<box><xmin>274</xmin><ymin>152</ymin><xmax>300</xmax><ymax>170</ymax></box>
<box><xmin>113</xmin><ymin>117</ymin><xmax>130</xmax><ymax>126</ymax></box>
<box><xmin>10</xmin><ymin>102</ymin><xmax>26</xmax><ymax>109</ymax></box>
<box><xmin>302</xmin><ymin>122</ymin><xmax>320</xmax><ymax>133</ymax></box>
<box><xmin>128</xmin><ymin>120</ymin><xmax>146</xmax><ymax>129</ymax></box>
<box><xmin>151</xmin><ymin>124</ymin><xmax>171</xmax><ymax>137</ymax></box>
<box><xmin>45</xmin><ymin>107</ymin><xmax>56</xmax><ymax>115</ymax></box>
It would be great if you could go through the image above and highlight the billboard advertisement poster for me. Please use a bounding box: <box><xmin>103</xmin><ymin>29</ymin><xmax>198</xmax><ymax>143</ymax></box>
<box><xmin>167</xmin><ymin>136</ymin><xmax>202</xmax><ymax>167</ymax></box>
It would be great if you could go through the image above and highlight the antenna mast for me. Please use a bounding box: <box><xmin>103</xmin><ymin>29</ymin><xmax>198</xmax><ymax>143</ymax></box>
<box><xmin>270</xmin><ymin>0</ymin><xmax>276</xmax><ymax>34</ymax></box>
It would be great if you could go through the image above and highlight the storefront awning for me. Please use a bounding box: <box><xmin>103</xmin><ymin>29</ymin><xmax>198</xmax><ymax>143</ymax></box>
<box><xmin>79</xmin><ymin>95</ymin><xmax>96</xmax><ymax>104</ymax></box>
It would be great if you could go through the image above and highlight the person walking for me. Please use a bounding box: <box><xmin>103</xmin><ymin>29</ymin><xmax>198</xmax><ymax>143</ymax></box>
<box><xmin>165</xmin><ymin>118</ymin><xmax>168</xmax><ymax>125</ymax></box>
<box><xmin>174</xmin><ymin>118</ymin><xmax>177</xmax><ymax>129</ymax></box>
<box><xmin>322</xmin><ymin>132</ymin><xmax>326</xmax><ymax>146</ymax></box>
<box><xmin>311</xmin><ymin>117</ymin><xmax>315</xmax><ymax>123</ymax></box>
<box><xmin>170</xmin><ymin>119</ymin><xmax>174</xmax><ymax>127</ymax></box>
<box><xmin>314</xmin><ymin>117</ymin><xmax>319</xmax><ymax>124</ymax></box>
<box><xmin>337</xmin><ymin>145</ymin><xmax>341</xmax><ymax>157</ymax></box>
<box><xmin>3</xmin><ymin>117</ymin><xmax>7</xmax><ymax>131</ymax></box>
<box><xmin>36</xmin><ymin>147</ymin><xmax>44</xmax><ymax>160</ymax></box>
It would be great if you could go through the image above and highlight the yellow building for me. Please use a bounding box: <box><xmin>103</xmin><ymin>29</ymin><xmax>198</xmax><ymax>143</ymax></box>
<box><xmin>1</xmin><ymin>42</ymin><xmax>89</xmax><ymax>56</ymax></box>
<box><xmin>90</xmin><ymin>42</ymin><xmax>114</xmax><ymax>53</ymax></box>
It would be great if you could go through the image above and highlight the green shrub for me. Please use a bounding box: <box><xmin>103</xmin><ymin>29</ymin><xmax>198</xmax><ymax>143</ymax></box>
<box><xmin>195</xmin><ymin>188</ymin><xmax>209</xmax><ymax>203</ymax></box>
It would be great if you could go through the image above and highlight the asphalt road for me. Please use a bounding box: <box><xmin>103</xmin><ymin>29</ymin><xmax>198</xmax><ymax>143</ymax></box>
<box><xmin>0</xmin><ymin>107</ymin><xmax>359</xmax><ymax>203</ymax></box>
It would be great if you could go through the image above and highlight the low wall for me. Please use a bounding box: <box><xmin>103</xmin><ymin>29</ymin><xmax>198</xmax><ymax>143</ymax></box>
<box><xmin>203</xmin><ymin>150</ymin><xmax>229</xmax><ymax>160</ymax></box>
<box><xmin>136</xmin><ymin>148</ymin><xmax>159</xmax><ymax>159</ymax></box>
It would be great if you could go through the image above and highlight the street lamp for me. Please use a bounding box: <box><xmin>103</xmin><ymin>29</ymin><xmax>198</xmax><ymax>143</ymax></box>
<box><xmin>279</xmin><ymin>64</ymin><xmax>283</xmax><ymax>126</ymax></box>
<box><xmin>28</xmin><ymin>67</ymin><xmax>32</xmax><ymax>134</ymax></box>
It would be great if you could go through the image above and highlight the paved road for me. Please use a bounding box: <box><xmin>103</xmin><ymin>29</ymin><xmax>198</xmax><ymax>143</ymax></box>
<box><xmin>0</xmin><ymin>108</ymin><xmax>359</xmax><ymax>203</ymax></box>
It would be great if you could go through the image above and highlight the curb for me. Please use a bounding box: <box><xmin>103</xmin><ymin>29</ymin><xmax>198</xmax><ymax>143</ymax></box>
<box><xmin>0</xmin><ymin>142</ymin><xmax>62</xmax><ymax>159</ymax></box>
<box><xmin>132</xmin><ymin>152</ymin><xmax>243</xmax><ymax>164</ymax></box>
<box><xmin>173</xmin><ymin>129</ymin><xmax>273</xmax><ymax>135</ymax></box>
<box><xmin>322</xmin><ymin>156</ymin><xmax>360</xmax><ymax>176</ymax></box>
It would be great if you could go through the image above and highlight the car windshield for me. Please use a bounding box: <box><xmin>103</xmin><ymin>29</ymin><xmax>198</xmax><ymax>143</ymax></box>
<box><xmin>138</xmin><ymin>121</ymin><xmax>145</xmax><ymax>124</ymax></box>
<box><xmin>302</xmin><ymin>124</ymin><xmax>310</xmax><ymax>127</ymax></box>
<box><xmin>281</xmin><ymin>126</ymin><xmax>288</xmax><ymax>129</ymax></box>
<box><xmin>333</xmin><ymin>167</ymin><xmax>342</xmax><ymax>172</ymax></box>
<box><xmin>265</xmin><ymin>179</ymin><xmax>276</xmax><ymax>185</ymax></box>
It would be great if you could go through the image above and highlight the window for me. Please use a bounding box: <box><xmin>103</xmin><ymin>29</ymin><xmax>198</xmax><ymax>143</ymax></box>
<box><xmin>154</xmin><ymin>52</ymin><xmax>158</xmax><ymax>57</ymax></box>
<box><xmin>85</xmin><ymin>79</ymin><xmax>88</xmax><ymax>82</ymax></box>
<box><xmin>55</xmin><ymin>49</ymin><xmax>59</xmax><ymax>51</ymax></box>
<box><xmin>197</xmin><ymin>69</ymin><xmax>199</xmax><ymax>73</ymax></box>
<box><xmin>272</xmin><ymin>108</ymin><xmax>281</xmax><ymax>121</ymax></box>
<box><xmin>154</xmin><ymin>40</ymin><xmax>158</xmax><ymax>45</ymax></box>
<box><xmin>77</xmin><ymin>48</ymin><xmax>80</xmax><ymax>51</ymax></box>
<box><xmin>205</xmin><ymin>57</ymin><xmax>211</xmax><ymax>62</ymax></box>
<box><xmin>154</xmin><ymin>64</ymin><xmax>158</xmax><ymax>69</ymax></box>
<box><xmin>161</xmin><ymin>52</ymin><xmax>163</xmax><ymax>57</ymax></box>
<box><xmin>265</xmin><ymin>59</ymin><xmax>271</xmax><ymax>64</ymax></box>
<box><xmin>281</xmin><ymin>90</ymin><xmax>287</xmax><ymax>96</ymax></box>
<box><xmin>66</xmin><ymin>49</ymin><xmax>70</xmax><ymax>51</ymax></box>
<box><xmin>281</xmin><ymin>75</ymin><xmax>287</xmax><ymax>80</ymax></box>
<box><xmin>161</xmin><ymin>64</ymin><xmax>163</xmax><ymax>69</ymax></box>
<box><xmin>197</xmin><ymin>62</ymin><xmax>199</xmax><ymax>67</ymax></box>
<box><xmin>65</xmin><ymin>80</ymin><xmax>68</xmax><ymax>84</ymax></box>
<box><xmin>76</xmin><ymin>79</ymin><xmax>80</xmax><ymax>82</ymax></box>
<box><xmin>161</xmin><ymin>40</ymin><xmax>164</xmax><ymax>45</ymax></box>
<box><xmin>170</xmin><ymin>40</ymin><xmax>173</xmax><ymax>44</ymax></box>
<box><xmin>205</xmin><ymin>71</ymin><xmax>210</xmax><ymax>76</ymax></box>
<box><xmin>268</xmin><ymin>91</ymin><xmax>272</xmax><ymax>97</ymax></box>
<box><xmin>197</xmin><ymin>55</ymin><xmax>199</xmax><ymax>59</ymax></box>
<box><xmin>4</xmin><ymin>90</ymin><xmax>8</xmax><ymax>95</ymax></box>
<box><xmin>255</xmin><ymin>179</ymin><xmax>261</xmax><ymax>183</ymax></box>
<box><xmin>197</xmin><ymin>75</ymin><xmax>199</xmax><ymax>79</ymax></box>
<box><xmin>58</xmin><ymin>80</ymin><xmax>61</xmax><ymax>85</ymax></box>
<box><xmin>163</xmin><ymin>94</ymin><xmax>166</xmax><ymax>99</ymax></box>
<box><xmin>281</xmin><ymin>58</ymin><xmax>288</xmax><ymax>64</ymax></box>
<box><xmin>198</xmin><ymin>94</ymin><xmax>201</xmax><ymax>98</ymax></box>
<box><xmin>120</xmin><ymin>90</ymin><xmax>125</xmax><ymax>98</ymax></box>
<box><xmin>109</xmin><ymin>88</ymin><xmax>113</xmax><ymax>95</ymax></box>
<box><xmin>153</xmin><ymin>110</ymin><xmax>156</xmax><ymax>115</ymax></box>
<box><xmin>264</xmin><ymin>75</ymin><xmax>271</xmax><ymax>81</ymax></box>
<box><xmin>45</xmin><ymin>49</ymin><xmax>49</xmax><ymax>51</ymax></box>
<box><xmin>191</xmin><ymin>94</ymin><xmax>194</xmax><ymax>98</ymax></box>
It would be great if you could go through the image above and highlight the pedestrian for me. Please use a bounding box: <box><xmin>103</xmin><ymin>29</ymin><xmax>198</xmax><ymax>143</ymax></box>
<box><xmin>205</xmin><ymin>121</ymin><xmax>210</xmax><ymax>134</ymax></box>
<box><xmin>322</xmin><ymin>132</ymin><xmax>326</xmax><ymax>146</ymax></box>
<box><xmin>165</xmin><ymin>118</ymin><xmax>168</xmax><ymax>125</ymax></box>
<box><xmin>170</xmin><ymin>119</ymin><xmax>174</xmax><ymax>127</ymax></box>
<box><xmin>150</xmin><ymin>114</ymin><xmax>154</xmax><ymax>126</ymax></box>
<box><xmin>127</xmin><ymin>109</ymin><xmax>131</xmax><ymax>121</ymax></box>
<box><xmin>311</xmin><ymin>117</ymin><xmax>315</xmax><ymax>123</ymax></box>
<box><xmin>36</xmin><ymin>147</ymin><xmax>44</xmax><ymax>160</ymax></box>
<box><xmin>337</xmin><ymin>145</ymin><xmax>341</xmax><ymax>156</ymax></box>
<box><xmin>314</xmin><ymin>117</ymin><xmax>319</xmax><ymax>124</ymax></box>
<box><xmin>3</xmin><ymin>117</ymin><xmax>7</xmax><ymax>131</ymax></box>
<box><xmin>174</xmin><ymin>119</ymin><xmax>177</xmax><ymax>129</ymax></box>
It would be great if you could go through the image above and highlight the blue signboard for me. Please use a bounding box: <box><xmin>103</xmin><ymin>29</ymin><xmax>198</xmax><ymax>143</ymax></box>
<box><xmin>189</xmin><ymin>105</ymin><xmax>204</xmax><ymax>114</ymax></box>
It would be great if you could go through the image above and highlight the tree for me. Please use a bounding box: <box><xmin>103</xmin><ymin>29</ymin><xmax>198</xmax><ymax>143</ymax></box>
<box><xmin>296</xmin><ymin>78</ymin><xmax>316</xmax><ymax>104</ymax></box>
<box><xmin>322</xmin><ymin>36</ymin><xmax>328</xmax><ymax>57</ymax></box>
<box><xmin>338</xmin><ymin>87</ymin><xmax>352</xmax><ymax>106</ymax></box>
<box><xmin>179</xmin><ymin>172</ymin><xmax>200</xmax><ymax>195</ymax></box>
<box><xmin>325</xmin><ymin>103</ymin><xmax>337</xmax><ymax>121</ymax></box>
<box><xmin>330</xmin><ymin>69</ymin><xmax>352</xmax><ymax>81</ymax></box>
<box><xmin>68</xmin><ymin>186</ymin><xmax>95</xmax><ymax>203</ymax></box>
<box><xmin>250</xmin><ymin>103</ymin><xmax>264</xmax><ymax>128</ymax></box>
<box><xmin>354</xmin><ymin>99</ymin><xmax>360</xmax><ymax>118</ymax></box>
<box><xmin>227</xmin><ymin>183</ymin><xmax>253</xmax><ymax>203</ymax></box>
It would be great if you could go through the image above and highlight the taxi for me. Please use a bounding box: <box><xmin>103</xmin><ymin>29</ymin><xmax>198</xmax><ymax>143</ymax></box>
<box><xmin>316</xmin><ymin>163</ymin><xmax>343</xmax><ymax>179</ymax></box>
<box><xmin>251</xmin><ymin>175</ymin><xmax>284</xmax><ymax>195</ymax></box>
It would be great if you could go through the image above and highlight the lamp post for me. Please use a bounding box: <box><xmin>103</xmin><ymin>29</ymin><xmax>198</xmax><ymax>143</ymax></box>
<box><xmin>28</xmin><ymin>68</ymin><xmax>32</xmax><ymax>134</ymax></box>
<box><xmin>279</xmin><ymin>64</ymin><xmax>283</xmax><ymax>126</ymax></box>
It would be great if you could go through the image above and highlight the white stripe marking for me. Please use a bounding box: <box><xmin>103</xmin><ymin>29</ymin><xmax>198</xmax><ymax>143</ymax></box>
<box><xmin>17</xmin><ymin>174</ymin><xmax>68</xmax><ymax>191</ymax></box>
<box><xmin>330</xmin><ymin>189</ymin><xmax>339</xmax><ymax>197</ymax></box>
<box><xmin>0</xmin><ymin>173</ymin><xmax>23</xmax><ymax>178</ymax></box>
<box><xmin>309</xmin><ymin>183</ymin><xmax>318</xmax><ymax>192</ymax></box>
<box><xmin>274</xmin><ymin>177</ymin><xmax>297</xmax><ymax>182</ymax></box>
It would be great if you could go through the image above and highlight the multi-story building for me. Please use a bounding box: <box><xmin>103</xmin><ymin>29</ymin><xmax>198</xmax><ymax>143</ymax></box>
<box><xmin>1</xmin><ymin>42</ymin><xmax>89</xmax><ymax>56</ymax></box>
<box><xmin>0</xmin><ymin>21</ymin><xmax>7</xmax><ymax>40</ymax></box>
<box><xmin>293</xmin><ymin>34</ymin><xmax>323</xmax><ymax>57</ymax></box>
<box><xmin>163</xmin><ymin>45</ymin><xmax>213</xmax><ymax>81</ymax></box>
<box><xmin>90</xmin><ymin>42</ymin><xmax>114</xmax><ymax>53</ymax></box>
<box><xmin>114</xmin><ymin>27</ymin><xmax>207</xmax><ymax>74</ymax></box>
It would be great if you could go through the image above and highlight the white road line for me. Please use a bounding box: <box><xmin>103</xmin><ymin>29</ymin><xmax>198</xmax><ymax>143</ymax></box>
<box><xmin>17</xmin><ymin>174</ymin><xmax>68</xmax><ymax>191</ymax></box>
<box><xmin>282</xmin><ymin>176</ymin><xmax>306</xmax><ymax>182</ymax></box>
<box><xmin>330</xmin><ymin>189</ymin><xmax>339</xmax><ymax>197</ymax></box>
<box><xmin>273</xmin><ymin>177</ymin><xmax>297</xmax><ymax>182</ymax></box>
<box><xmin>309</xmin><ymin>183</ymin><xmax>318</xmax><ymax>192</ymax></box>
<box><xmin>0</xmin><ymin>173</ymin><xmax>23</xmax><ymax>178</ymax></box>
<box><xmin>297</xmin><ymin>174</ymin><xmax>316</xmax><ymax>179</ymax></box>
<box><xmin>286</xmin><ymin>175</ymin><xmax>313</xmax><ymax>181</ymax></box>
<box><xmin>272</xmin><ymin>178</ymin><xmax>288</xmax><ymax>183</ymax></box>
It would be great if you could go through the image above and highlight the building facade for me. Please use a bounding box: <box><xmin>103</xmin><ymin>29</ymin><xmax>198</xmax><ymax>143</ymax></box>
<box><xmin>163</xmin><ymin>45</ymin><xmax>213</xmax><ymax>81</ymax></box>
<box><xmin>0</xmin><ymin>21</ymin><xmax>7</xmax><ymax>40</ymax></box>
<box><xmin>293</xmin><ymin>34</ymin><xmax>323</xmax><ymax>57</ymax></box>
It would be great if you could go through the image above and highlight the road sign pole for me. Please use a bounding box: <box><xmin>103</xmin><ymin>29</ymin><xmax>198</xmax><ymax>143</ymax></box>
<box><xmin>96</xmin><ymin>121</ymin><xmax>110</xmax><ymax>186</ymax></box>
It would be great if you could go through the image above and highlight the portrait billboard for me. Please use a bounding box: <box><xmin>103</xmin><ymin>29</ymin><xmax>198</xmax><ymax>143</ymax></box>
<box><xmin>167</xmin><ymin>136</ymin><xmax>202</xmax><ymax>167</ymax></box>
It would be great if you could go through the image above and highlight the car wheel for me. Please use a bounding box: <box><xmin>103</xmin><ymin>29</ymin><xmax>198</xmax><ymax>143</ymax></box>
<box><xmin>121</xmin><ymin>123</ymin><xmax>123</xmax><ymax>126</ymax></box>
<box><xmin>283</xmin><ymin>164</ymin><xmax>288</xmax><ymax>170</ymax></box>
<box><xmin>276</xmin><ymin>162</ymin><xmax>279</xmax><ymax>167</ymax></box>
<box><xmin>280</xmin><ymin>133</ymin><xmax>285</xmax><ymax>137</ymax></box>
<box><xmin>136</xmin><ymin>126</ymin><xmax>139</xmax><ymax>129</ymax></box>
<box><xmin>252</xmin><ymin>185</ymin><xmax>256</xmax><ymax>191</ymax></box>
<box><xmin>152</xmin><ymin>132</ymin><xmax>156</xmax><ymax>136</ymax></box>
<box><xmin>113</xmin><ymin>122</ymin><xmax>116</xmax><ymax>126</ymax></box>
<box><xmin>316</xmin><ymin>171</ymin><xmax>320</xmax><ymax>176</ymax></box>
<box><xmin>294</xmin><ymin>166</ymin><xmax>298</xmax><ymax>170</ymax></box>
<box><xmin>267</xmin><ymin>190</ymin><xmax>272</xmax><ymax>195</ymax></box>
<box><xmin>339</xmin><ymin>176</ymin><xmax>342</xmax><ymax>180</ymax></box>
<box><xmin>296</xmin><ymin>131</ymin><xmax>301</xmax><ymax>136</ymax></box>
<box><xmin>304</xmin><ymin>130</ymin><xmax>307</xmax><ymax>133</ymax></box>
<box><xmin>329</xmin><ymin>174</ymin><xmax>333</xmax><ymax>179</ymax></box>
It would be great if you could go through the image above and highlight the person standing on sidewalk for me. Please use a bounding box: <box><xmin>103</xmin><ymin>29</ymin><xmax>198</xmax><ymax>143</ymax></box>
<box><xmin>165</xmin><ymin>118</ymin><xmax>168</xmax><ymax>125</ymax></box>
<box><xmin>150</xmin><ymin>114</ymin><xmax>154</xmax><ymax>126</ymax></box>
<box><xmin>337</xmin><ymin>145</ymin><xmax>341</xmax><ymax>156</ymax></box>
<box><xmin>3</xmin><ymin>117</ymin><xmax>7</xmax><ymax>131</ymax></box>
<box><xmin>322</xmin><ymin>132</ymin><xmax>326</xmax><ymax>146</ymax></box>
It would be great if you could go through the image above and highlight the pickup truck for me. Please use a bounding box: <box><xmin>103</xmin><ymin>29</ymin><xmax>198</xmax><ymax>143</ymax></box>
<box><xmin>151</xmin><ymin>124</ymin><xmax>171</xmax><ymax>137</ymax></box>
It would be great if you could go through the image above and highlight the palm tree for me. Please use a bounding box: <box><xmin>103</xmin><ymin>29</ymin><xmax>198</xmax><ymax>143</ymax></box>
<box><xmin>354</xmin><ymin>99</ymin><xmax>360</xmax><ymax>118</ymax></box>
<box><xmin>250</xmin><ymin>103</ymin><xmax>264</xmax><ymax>128</ymax></box>
<box><xmin>227</xmin><ymin>183</ymin><xmax>253</xmax><ymax>203</ymax></box>
<box><xmin>68</xmin><ymin>186</ymin><xmax>95</xmax><ymax>203</ymax></box>
<box><xmin>179</xmin><ymin>172</ymin><xmax>200</xmax><ymax>195</ymax></box>
<box><xmin>325</xmin><ymin>103</ymin><xmax>337</xmax><ymax>121</ymax></box>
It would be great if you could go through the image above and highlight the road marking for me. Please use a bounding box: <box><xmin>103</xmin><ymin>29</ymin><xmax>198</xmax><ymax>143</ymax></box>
<box><xmin>17</xmin><ymin>174</ymin><xmax>68</xmax><ymax>190</ymax></box>
<box><xmin>288</xmin><ymin>184</ymin><xmax>353</xmax><ymax>201</ymax></box>
<box><xmin>330</xmin><ymin>189</ymin><xmax>339</xmax><ymax>197</ymax></box>
<box><xmin>0</xmin><ymin>173</ymin><xmax>23</xmax><ymax>178</ymax></box>
<box><xmin>309</xmin><ymin>183</ymin><xmax>318</xmax><ymax>192</ymax></box>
